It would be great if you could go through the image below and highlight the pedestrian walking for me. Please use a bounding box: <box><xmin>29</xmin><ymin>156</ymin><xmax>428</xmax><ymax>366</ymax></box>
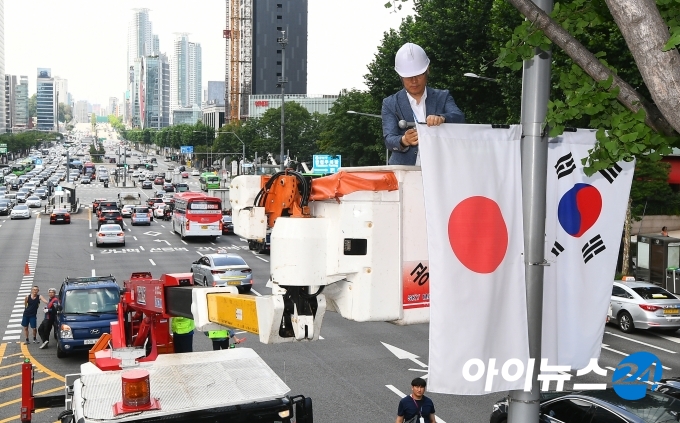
<box><xmin>205</xmin><ymin>328</ymin><xmax>244</xmax><ymax>350</ymax></box>
<box><xmin>171</xmin><ymin>316</ymin><xmax>194</xmax><ymax>353</ymax></box>
<box><xmin>396</xmin><ymin>377</ymin><xmax>436</xmax><ymax>423</ymax></box>
<box><xmin>39</xmin><ymin>288</ymin><xmax>59</xmax><ymax>349</ymax></box>
<box><xmin>22</xmin><ymin>286</ymin><xmax>48</xmax><ymax>345</ymax></box>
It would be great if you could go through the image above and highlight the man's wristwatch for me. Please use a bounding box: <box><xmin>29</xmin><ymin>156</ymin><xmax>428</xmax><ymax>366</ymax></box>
<box><xmin>399</xmin><ymin>137</ymin><xmax>409</xmax><ymax>150</ymax></box>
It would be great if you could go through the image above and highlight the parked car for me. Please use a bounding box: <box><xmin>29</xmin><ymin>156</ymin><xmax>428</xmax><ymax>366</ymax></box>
<box><xmin>490</xmin><ymin>389</ymin><xmax>680</xmax><ymax>423</ymax></box>
<box><xmin>96</xmin><ymin>224</ymin><xmax>125</xmax><ymax>247</ymax></box>
<box><xmin>190</xmin><ymin>253</ymin><xmax>253</xmax><ymax>292</ymax></box>
<box><xmin>97</xmin><ymin>210</ymin><xmax>123</xmax><ymax>230</ymax></box>
<box><xmin>10</xmin><ymin>204</ymin><xmax>31</xmax><ymax>219</ymax></box>
<box><xmin>25</xmin><ymin>195</ymin><xmax>42</xmax><ymax>208</ymax></box>
<box><xmin>131</xmin><ymin>206</ymin><xmax>152</xmax><ymax>225</ymax></box>
<box><xmin>49</xmin><ymin>208</ymin><xmax>71</xmax><ymax>224</ymax></box>
<box><xmin>608</xmin><ymin>280</ymin><xmax>680</xmax><ymax>333</ymax></box>
<box><xmin>121</xmin><ymin>204</ymin><xmax>136</xmax><ymax>218</ymax></box>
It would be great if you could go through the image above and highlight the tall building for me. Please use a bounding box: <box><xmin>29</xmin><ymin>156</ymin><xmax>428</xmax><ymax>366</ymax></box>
<box><xmin>143</xmin><ymin>54</ymin><xmax>170</xmax><ymax>129</ymax></box>
<box><xmin>74</xmin><ymin>100</ymin><xmax>89</xmax><ymax>123</ymax></box>
<box><xmin>127</xmin><ymin>8</ymin><xmax>157</xmax><ymax>126</ymax></box>
<box><xmin>14</xmin><ymin>76</ymin><xmax>28</xmax><ymax>128</ymax></box>
<box><xmin>54</xmin><ymin>76</ymin><xmax>68</xmax><ymax>108</ymax></box>
<box><xmin>109</xmin><ymin>97</ymin><xmax>120</xmax><ymax>117</ymax></box>
<box><xmin>202</xmin><ymin>81</ymin><xmax>225</xmax><ymax>131</ymax></box>
<box><xmin>4</xmin><ymin>74</ymin><xmax>15</xmax><ymax>130</ymax></box>
<box><xmin>170</xmin><ymin>33</ymin><xmax>202</xmax><ymax>123</ymax></box>
<box><xmin>130</xmin><ymin>57</ymin><xmax>144</xmax><ymax>128</ymax></box>
<box><xmin>36</xmin><ymin>68</ymin><xmax>55</xmax><ymax>131</ymax></box>
<box><xmin>0</xmin><ymin>0</ymin><xmax>6</xmax><ymax>133</ymax></box>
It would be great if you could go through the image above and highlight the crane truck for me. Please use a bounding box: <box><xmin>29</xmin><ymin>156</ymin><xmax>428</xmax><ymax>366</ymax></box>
<box><xmin>21</xmin><ymin>272</ymin><xmax>313</xmax><ymax>423</ymax></box>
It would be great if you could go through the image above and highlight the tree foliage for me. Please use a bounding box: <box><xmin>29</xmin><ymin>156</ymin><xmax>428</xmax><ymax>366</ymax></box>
<box><xmin>0</xmin><ymin>130</ymin><xmax>61</xmax><ymax>155</ymax></box>
<box><xmin>629</xmin><ymin>160</ymin><xmax>680</xmax><ymax>217</ymax></box>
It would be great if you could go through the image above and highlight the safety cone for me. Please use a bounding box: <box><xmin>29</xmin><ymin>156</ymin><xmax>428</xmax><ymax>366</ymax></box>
<box><xmin>24</xmin><ymin>261</ymin><xmax>30</xmax><ymax>276</ymax></box>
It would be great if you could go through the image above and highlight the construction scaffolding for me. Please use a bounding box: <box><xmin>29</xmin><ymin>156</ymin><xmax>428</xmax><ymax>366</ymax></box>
<box><xmin>224</xmin><ymin>0</ymin><xmax>253</xmax><ymax>123</ymax></box>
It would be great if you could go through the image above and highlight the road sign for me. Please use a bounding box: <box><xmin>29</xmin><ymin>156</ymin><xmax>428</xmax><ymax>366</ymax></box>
<box><xmin>312</xmin><ymin>155</ymin><xmax>341</xmax><ymax>174</ymax></box>
<box><xmin>35</xmin><ymin>159</ymin><xmax>43</xmax><ymax>165</ymax></box>
<box><xmin>180</xmin><ymin>146</ymin><xmax>194</xmax><ymax>154</ymax></box>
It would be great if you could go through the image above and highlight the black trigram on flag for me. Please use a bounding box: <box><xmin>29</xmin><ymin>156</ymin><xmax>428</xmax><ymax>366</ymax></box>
<box><xmin>599</xmin><ymin>163</ymin><xmax>622</xmax><ymax>184</ymax></box>
<box><xmin>551</xmin><ymin>241</ymin><xmax>565</xmax><ymax>257</ymax></box>
<box><xmin>582</xmin><ymin>235</ymin><xmax>606</xmax><ymax>263</ymax></box>
<box><xmin>555</xmin><ymin>153</ymin><xmax>576</xmax><ymax>179</ymax></box>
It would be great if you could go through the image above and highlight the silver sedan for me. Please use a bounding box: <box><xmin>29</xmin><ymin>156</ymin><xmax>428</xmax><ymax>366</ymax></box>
<box><xmin>609</xmin><ymin>280</ymin><xmax>680</xmax><ymax>333</ymax></box>
<box><xmin>96</xmin><ymin>224</ymin><xmax>126</xmax><ymax>247</ymax></box>
<box><xmin>190</xmin><ymin>253</ymin><xmax>253</xmax><ymax>293</ymax></box>
<box><xmin>10</xmin><ymin>204</ymin><xmax>31</xmax><ymax>219</ymax></box>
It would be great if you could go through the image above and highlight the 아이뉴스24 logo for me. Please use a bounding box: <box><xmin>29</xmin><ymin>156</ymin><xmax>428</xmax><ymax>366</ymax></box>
<box><xmin>463</xmin><ymin>351</ymin><xmax>663</xmax><ymax>400</ymax></box>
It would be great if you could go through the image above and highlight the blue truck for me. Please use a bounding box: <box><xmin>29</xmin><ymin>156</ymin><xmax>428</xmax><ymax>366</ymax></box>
<box><xmin>56</xmin><ymin>275</ymin><xmax>121</xmax><ymax>358</ymax></box>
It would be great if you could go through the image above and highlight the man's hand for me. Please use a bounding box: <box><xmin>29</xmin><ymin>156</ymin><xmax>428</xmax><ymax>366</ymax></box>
<box><xmin>402</xmin><ymin>128</ymin><xmax>418</xmax><ymax>147</ymax></box>
<box><xmin>426</xmin><ymin>115</ymin><xmax>445</xmax><ymax>127</ymax></box>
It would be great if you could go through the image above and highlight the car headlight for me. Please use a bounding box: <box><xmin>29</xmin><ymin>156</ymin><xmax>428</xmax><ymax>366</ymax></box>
<box><xmin>60</xmin><ymin>324</ymin><xmax>73</xmax><ymax>339</ymax></box>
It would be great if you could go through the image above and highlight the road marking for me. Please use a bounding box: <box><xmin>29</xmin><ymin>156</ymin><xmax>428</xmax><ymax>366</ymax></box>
<box><xmin>149</xmin><ymin>259</ymin><xmax>156</xmax><ymax>266</ymax></box>
<box><xmin>605</xmin><ymin>366</ymin><xmax>655</xmax><ymax>385</ymax></box>
<box><xmin>382</xmin><ymin>342</ymin><xmax>429</xmax><ymax>368</ymax></box>
<box><xmin>140</xmin><ymin>246</ymin><xmax>145</xmax><ymax>251</ymax></box>
<box><xmin>89</xmin><ymin>233</ymin><xmax>92</xmax><ymax>237</ymax></box>
<box><xmin>255</xmin><ymin>256</ymin><xmax>269</xmax><ymax>262</ymax></box>
<box><xmin>604</xmin><ymin>331</ymin><xmax>676</xmax><ymax>354</ymax></box>
<box><xmin>385</xmin><ymin>385</ymin><xmax>445</xmax><ymax>422</ymax></box>
<box><xmin>89</xmin><ymin>242</ymin><xmax>93</xmax><ymax>247</ymax></box>
<box><xmin>0</xmin><ymin>376</ymin><xmax>51</xmax><ymax>394</ymax></box>
<box><xmin>160</xmin><ymin>224</ymin><xmax>165</xmax><ymax>228</ymax></box>
<box><xmin>0</xmin><ymin>386</ymin><xmax>63</xmax><ymax>411</ymax></box>
<box><xmin>251</xmin><ymin>288</ymin><xmax>262</xmax><ymax>297</ymax></box>
<box><xmin>211</xmin><ymin>242</ymin><xmax>216</xmax><ymax>246</ymax></box>
<box><xmin>0</xmin><ymin>344</ymin><xmax>6</xmax><ymax>365</ymax></box>
<box><xmin>92</xmin><ymin>269</ymin><xmax>96</xmax><ymax>277</ymax></box>
<box><xmin>91</xmin><ymin>254</ymin><xmax>94</xmax><ymax>261</ymax></box>
<box><xmin>182</xmin><ymin>240</ymin><xmax>187</xmax><ymax>245</ymax></box>
<box><xmin>3</xmin><ymin>330</ymin><xmax>21</xmax><ymax>335</ymax></box>
<box><xmin>651</xmin><ymin>332</ymin><xmax>680</xmax><ymax>343</ymax></box>
<box><xmin>133</xmin><ymin>236</ymin><xmax>138</xmax><ymax>241</ymax></box>
<box><xmin>197</xmin><ymin>252</ymin><xmax>204</xmax><ymax>256</ymax></box>
<box><xmin>601</xmin><ymin>344</ymin><xmax>671</xmax><ymax>370</ymax></box>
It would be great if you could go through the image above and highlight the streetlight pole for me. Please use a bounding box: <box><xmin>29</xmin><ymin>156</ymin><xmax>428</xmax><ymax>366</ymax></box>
<box><xmin>225</xmin><ymin>132</ymin><xmax>245</xmax><ymax>175</ymax></box>
<box><xmin>277</xmin><ymin>31</ymin><xmax>288</xmax><ymax>171</ymax></box>
<box><xmin>193</xmin><ymin>130</ymin><xmax>211</xmax><ymax>169</ymax></box>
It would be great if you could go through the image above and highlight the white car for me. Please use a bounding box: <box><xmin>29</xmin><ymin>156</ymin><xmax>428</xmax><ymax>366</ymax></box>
<box><xmin>121</xmin><ymin>204</ymin><xmax>135</xmax><ymax>218</ymax></box>
<box><xmin>191</xmin><ymin>169</ymin><xmax>200</xmax><ymax>176</ymax></box>
<box><xmin>153</xmin><ymin>203</ymin><xmax>167</xmax><ymax>218</ymax></box>
<box><xmin>96</xmin><ymin>224</ymin><xmax>125</xmax><ymax>247</ymax></box>
<box><xmin>10</xmin><ymin>204</ymin><xmax>31</xmax><ymax>219</ymax></box>
<box><xmin>25</xmin><ymin>196</ymin><xmax>42</xmax><ymax>208</ymax></box>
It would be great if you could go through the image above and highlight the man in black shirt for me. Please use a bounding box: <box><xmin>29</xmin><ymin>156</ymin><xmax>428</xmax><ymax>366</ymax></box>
<box><xmin>396</xmin><ymin>377</ymin><xmax>436</xmax><ymax>423</ymax></box>
<box><xmin>22</xmin><ymin>286</ymin><xmax>48</xmax><ymax>344</ymax></box>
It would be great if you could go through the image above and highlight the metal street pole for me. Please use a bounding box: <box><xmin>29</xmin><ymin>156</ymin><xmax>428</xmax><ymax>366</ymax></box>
<box><xmin>507</xmin><ymin>0</ymin><xmax>553</xmax><ymax>421</ymax></box>
<box><xmin>278</xmin><ymin>31</ymin><xmax>288</xmax><ymax>172</ymax></box>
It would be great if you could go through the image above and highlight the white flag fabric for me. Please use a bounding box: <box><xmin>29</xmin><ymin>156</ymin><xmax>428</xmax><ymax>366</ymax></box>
<box><xmin>542</xmin><ymin>130</ymin><xmax>634</xmax><ymax>370</ymax></box>
<box><xmin>419</xmin><ymin>124</ymin><xmax>529</xmax><ymax>395</ymax></box>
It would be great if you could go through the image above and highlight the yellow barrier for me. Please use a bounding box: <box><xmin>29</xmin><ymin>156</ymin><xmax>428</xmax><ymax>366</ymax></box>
<box><xmin>207</xmin><ymin>293</ymin><xmax>260</xmax><ymax>334</ymax></box>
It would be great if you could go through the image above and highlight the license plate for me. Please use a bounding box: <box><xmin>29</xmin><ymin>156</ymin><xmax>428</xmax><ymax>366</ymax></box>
<box><xmin>227</xmin><ymin>281</ymin><xmax>241</xmax><ymax>286</ymax></box>
<box><xmin>83</xmin><ymin>339</ymin><xmax>98</xmax><ymax>345</ymax></box>
<box><xmin>664</xmin><ymin>308</ymin><xmax>679</xmax><ymax>315</ymax></box>
<box><xmin>106</xmin><ymin>220</ymin><xmax>114</xmax><ymax>223</ymax></box>
<box><xmin>201</xmin><ymin>225</ymin><xmax>208</xmax><ymax>229</ymax></box>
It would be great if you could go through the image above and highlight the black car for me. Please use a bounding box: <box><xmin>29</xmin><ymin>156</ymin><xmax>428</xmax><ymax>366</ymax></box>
<box><xmin>81</xmin><ymin>176</ymin><xmax>91</xmax><ymax>184</ymax></box>
<box><xmin>10</xmin><ymin>181</ymin><xmax>20</xmax><ymax>190</ymax></box>
<box><xmin>490</xmin><ymin>389</ymin><xmax>680</xmax><ymax>423</ymax></box>
<box><xmin>163</xmin><ymin>182</ymin><xmax>175</xmax><ymax>192</ymax></box>
<box><xmin>655</xmin><ymin>377</ymin><xmax>680</xmax><ymax>400</ymax></box>
<box><xmin>97</xmin><ymin>210</ymin><xmax>123</xmax><ymax>229</ymax></box>
<box><xmin>0</xmin><ymin>200</ymin><xmax>12</xmax><ymax>215</ymax></box>
<box><xmin>142</xmin><ymin>180</ymin><xmax>153</xmax><ymax>189</ymax></box>
<box><xmin>221</xmin><ymin>214</ymin><xmax>233</xmax><ymax>235</ymax></box>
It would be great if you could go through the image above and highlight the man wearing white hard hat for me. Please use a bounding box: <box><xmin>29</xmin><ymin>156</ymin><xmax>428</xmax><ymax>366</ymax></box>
<box><xmin>381</xmin><ymin>42</ymin><xmax>465</xmax><ymax>165</ymax></box>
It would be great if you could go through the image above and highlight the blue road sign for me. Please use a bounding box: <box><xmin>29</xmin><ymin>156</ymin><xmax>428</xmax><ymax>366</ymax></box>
<box><xmin>180</xmin><ymin>146</ymin><xmax>194</xmax><ymax>154</ymax></box>
<box><xmin>312</xmin><ymin>155</ymin><xmax>341</xmax><ymax>174</ymax></box>
<box><xmin>35</xmin><ymin>159</ymin><xmax>43</xmax><ymax>165</ymax></box>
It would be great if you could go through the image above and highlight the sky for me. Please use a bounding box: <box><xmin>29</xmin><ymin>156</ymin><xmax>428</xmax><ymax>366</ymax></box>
<box><xmin>4</xmin><ymin>0</ymin><xmax>413</xmax><ymax>107</ymax></box>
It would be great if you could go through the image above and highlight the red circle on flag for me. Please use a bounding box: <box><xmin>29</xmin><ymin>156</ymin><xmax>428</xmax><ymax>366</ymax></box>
<box><xmin>448</xmin><ymin>196</ymin><xmax>509</xmax><ymax>274</ymax></box>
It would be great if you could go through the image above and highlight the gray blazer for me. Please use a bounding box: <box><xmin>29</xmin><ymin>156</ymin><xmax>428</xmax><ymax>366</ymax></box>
<box><xmin>381</xmin><ymin>87</ymin><xmax>465</xmax><ymax>165</ymax></box>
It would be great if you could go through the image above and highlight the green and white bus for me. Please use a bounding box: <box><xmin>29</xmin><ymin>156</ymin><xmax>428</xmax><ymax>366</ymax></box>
<box><xmin>199</xmin><ymin>172</ymin><xmax>220</xmax><ymax>191</ymax></box>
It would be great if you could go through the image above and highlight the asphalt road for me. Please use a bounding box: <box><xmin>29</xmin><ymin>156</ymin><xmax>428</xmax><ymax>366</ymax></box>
<box><xmin>1</xmin><ymin>145</ymin><xmax>680</xmax><ymax>423</ymax></box>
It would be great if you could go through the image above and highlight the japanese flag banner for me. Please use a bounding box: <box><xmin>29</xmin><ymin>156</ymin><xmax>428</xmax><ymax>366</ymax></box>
<box><xmin>542</xmin><ymin>130</ymin><xmax>634</xmax><ymax>370</ymax></box>
<box><xmin>419</xmin><ymin>124</ymin><xmax>529</xmax><ymax>395</ymax></box>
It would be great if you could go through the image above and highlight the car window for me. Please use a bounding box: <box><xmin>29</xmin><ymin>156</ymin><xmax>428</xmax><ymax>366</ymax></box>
<box><xmin>63</xmin><ymin>288</ymin><xmax>119</xmax><ymax>314</ymax></box>
<box><xmin>100</xmin><ymin>224</ymin><xmax>122</xmax><ymax>231</ymax></box>
<box><xmin>200</xmin><ymin>257</ymin><xmax>210</xmax><ymax>266</ymax></box>
<box><xmin>591</xmin><ymin>407</ymin><xmax>626</xmax><ymax>423</ymax></box>
<box><xmin>612</xmin><ymin>286</ymin><xmax>631</xmax><ymax>298</ymax></box>
<box><xmin>212</xmin><ymin>256</ymin><xmax>246</xmax><ymax>266</ymax></box>
<box><xmin>541</xmin><ymin>398</ymin><xmax>592</xmax><ymax>423</ymax></box>
<box><xmin>135</xmin><ymin>208</ymin><xmax>150</xmax><ymax>214</ymax></box>
<box><xmin>631</xmin><ymin>286</ymin><xmax>676</xmax><ymax>300</ymax></box>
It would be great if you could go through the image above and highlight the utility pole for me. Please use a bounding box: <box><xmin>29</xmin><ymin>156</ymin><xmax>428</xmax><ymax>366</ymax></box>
<box><xmin>507</xmin><ymin>0</ymin><xmax>553</xmax><ymax>421</ymax></box>
<box><xmin>277</xmin><ymin>30</ymin><xmax>288</xmax><ymax>172</ymax></box>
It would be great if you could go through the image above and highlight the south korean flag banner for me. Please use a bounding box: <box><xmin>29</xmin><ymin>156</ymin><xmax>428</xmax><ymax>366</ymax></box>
<box><xmin>542</xmin><ymin>130</ymin><xmax>634</xmax><ymax>370</ymax></box>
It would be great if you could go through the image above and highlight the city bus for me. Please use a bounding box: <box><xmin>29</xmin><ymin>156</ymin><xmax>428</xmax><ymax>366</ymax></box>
<box><xmin>12</xmin><ymin>160</ymin><xmax>33</xmax><ymax>176</ymax></box>
<box><xmin>199</xmin><ymin>172</ymin><xmax>220</xmax><ymax>191</ymax></box>
<box><xmin>172</xmin><ymin>192</ymin><xmax>222</xmax><ymax>240</ymax></box>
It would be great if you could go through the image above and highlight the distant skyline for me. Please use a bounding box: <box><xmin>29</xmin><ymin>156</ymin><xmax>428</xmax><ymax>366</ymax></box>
<box><xmin>4</xmin><ymin>1</ymin><xmax>413</xmax><ymax>107</ymax></box>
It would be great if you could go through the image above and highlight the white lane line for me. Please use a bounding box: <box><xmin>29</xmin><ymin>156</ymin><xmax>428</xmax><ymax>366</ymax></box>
<box><xmin>211</xmin><ymin>242</ymin><xmax>216</xmax><ymax>246</ymax></box>
<box><xmin>2</xmin><ymin>336</ymin><xmax>20</xmax><ymax>340</ymax></box>
<box><xmin>92</xmin><ymin>269</ymin><xmax>96</xmax><ymax>277</ymax></box>
<box><xmin>91</xmin><ymin>254</ymin><xmax>94</xmax><ymax>261</ymax></box>
<box><xmin>251</xmin><ymin>288</ymin><xmax>262</xmax><ymax>297</ymax></box>
<box><xmin>7</xmin><ymin>324</ymin><xmax>21</xmax><ymax>328</ymax></box>
<box><xmin>385</xmin><ymin>385</ymin><xmax>444</xmax><ymax>422</ymax></box>
<box><xmin>139</xmin><ymin>246</ymin><xmax>145</xmax><ymax>251</ymax></box>
<box><xmin>601</xmin><ymin>344</ymin><xmax>671</xmax><ymax>370</ymax></box>
<box><xmin>255</xmin><ymin>256</ymin><xmax>269</xmax><ymax>262</ymax></box>
<box><xmin>8</xmin><ymin>319</ymin><xmax>21</xmax><ymax>323</ymax></box>
<box><xmin>89</xmin><ymin>233</ymin><xmax>92</xmax><ymax>237</ymax></box>
<box><xmin>149</xmin><ymin>259</ymin><xmax>156</xmax><ymax>266</ymax></box>
<box><xmin>197</xmin><ymin>252</ymin><xmax>204</xmax><ymax>256</ymax></box>
<box><xmin>128</xmin><ymin>228</ymin><xmax>132</xmax><ymax>232</ymax></box>
<box><xmin>239</xmin><ymin>238</ymin><xmax>247</xmax><ymax>242</ymax></box>
<box><xmin>182</xmin><ymin>240</ymin><xmax>187</xmax><ymax>245</ymax></box>
<box><xmin>133</xmin><ymin>236</ymin><xmax>138</xmax><ymax>241</ymax></box>
<box><xmin>160</xmin><ymin>225</ymin><xmax>165</xmax><ymax>228</ymax></box>
<box><xmin>4</xmin><ymin>330</ymin><xmax>22</xmax><ymax>334</ymax></box>
<box><xmin>169</xmin><ymin>231</ymin><xmax>174</xmax><ymax>235</ymax></box>
<box><xmin>651</xmin><ymin>332</ymin><xmax>680</xmax><ymax>343</ymax></box>
<box><xmin>10</xmin><ymin>314</ymin><xmax>22</xmax><ymax>318</ymax></box>
<box><xmin>605</xmin><ymin>367</ymin><xmax>655</xmax><ymax>385</ymax></box>
<box><xmin>605</xmin><ymin>331</ymin><xmax>676</xmax><ymax>354</ymax></box>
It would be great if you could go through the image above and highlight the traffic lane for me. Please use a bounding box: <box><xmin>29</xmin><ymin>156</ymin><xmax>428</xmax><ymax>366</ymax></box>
<box><xmin>0</xmin><ymin>216</ymin><xmax>35</xmax><ymax>341</ymax></box>
<box><xmin>602</xmin><ymin>326</ymin><xmax>680</xmax><ymax>377</ymax></box>
<box><xmin>37</xmin><ymin>213</ymin><xmax>94</xmax><ymax>277</ymax></box>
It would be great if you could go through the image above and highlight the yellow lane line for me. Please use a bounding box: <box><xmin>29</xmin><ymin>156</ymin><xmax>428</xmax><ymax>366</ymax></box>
<box><xmin>0</xmin><ymin>362</ymin><xmax>22</xmax><ymax>371</ymax></box>
<box><xmin>20</xmin><ymin>343</ymin><xmax>65</xmax><ymax>382</ymax></box>
<box><xmin>0</xmin><ymin>386</ymin><xmax>63</xmax><ymax>410</ymax></box>
<box><xmin>0</xmin><ymin>376</ymin><xmax>52</xmax><ymax>394</ymax></box>
<box><xmin>0</xmin><ymin>372</ymin><xmax>21</xmax><ymax>381</ymax></box>
<box><xmin>0</xmin><ymin>344</ymin><xmax>7</xmax><ymax>366</ymax></box>
<box><xmin>0</xmin><ymin>408</ymin><xmax>48</xmax><ymax>423</ymax></box>
<box><xmin>1</xmin><ymin>353</ymin><xmax>23</xmax><ymax>360</ymax></box>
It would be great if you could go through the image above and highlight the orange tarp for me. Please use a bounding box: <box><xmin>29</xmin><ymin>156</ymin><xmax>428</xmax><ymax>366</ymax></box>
<box><xmin>309</xmin><ymin>171</ymin><xmax>399</xmax><ymax>201</ymax></box>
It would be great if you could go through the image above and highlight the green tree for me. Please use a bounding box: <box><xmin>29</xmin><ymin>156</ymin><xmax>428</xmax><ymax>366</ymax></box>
<box><xmin>629</xmin><ymin>160</ymin><xmax>680</xmax><ymax>218</ymax></box>
<box><xmin>58</xmin><ymin>103</ymin><xmax>72</xmax><ymax>123</ymax></box>
<box><xmin>28</xmin><ymin>94</ymin><xmax>36</xmax><ymax>120</ymax></box>
<box><xmin>317</xmin><ymin>89</ymin><xmax>385</xmax><ymax>166</ymax></box>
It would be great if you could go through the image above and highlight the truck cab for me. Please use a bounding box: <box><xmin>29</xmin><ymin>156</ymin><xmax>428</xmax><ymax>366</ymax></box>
<box><xmin>56</xmin><ymin>276</ymin><xmax>121</xmax><ymax>358</ymax></box>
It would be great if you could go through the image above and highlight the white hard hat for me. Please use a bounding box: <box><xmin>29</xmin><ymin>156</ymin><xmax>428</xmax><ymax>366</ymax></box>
<box><xmin>394</xmin><ymin>43</ymin><xmax>430</xmax><ymax>78</ymax></box>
